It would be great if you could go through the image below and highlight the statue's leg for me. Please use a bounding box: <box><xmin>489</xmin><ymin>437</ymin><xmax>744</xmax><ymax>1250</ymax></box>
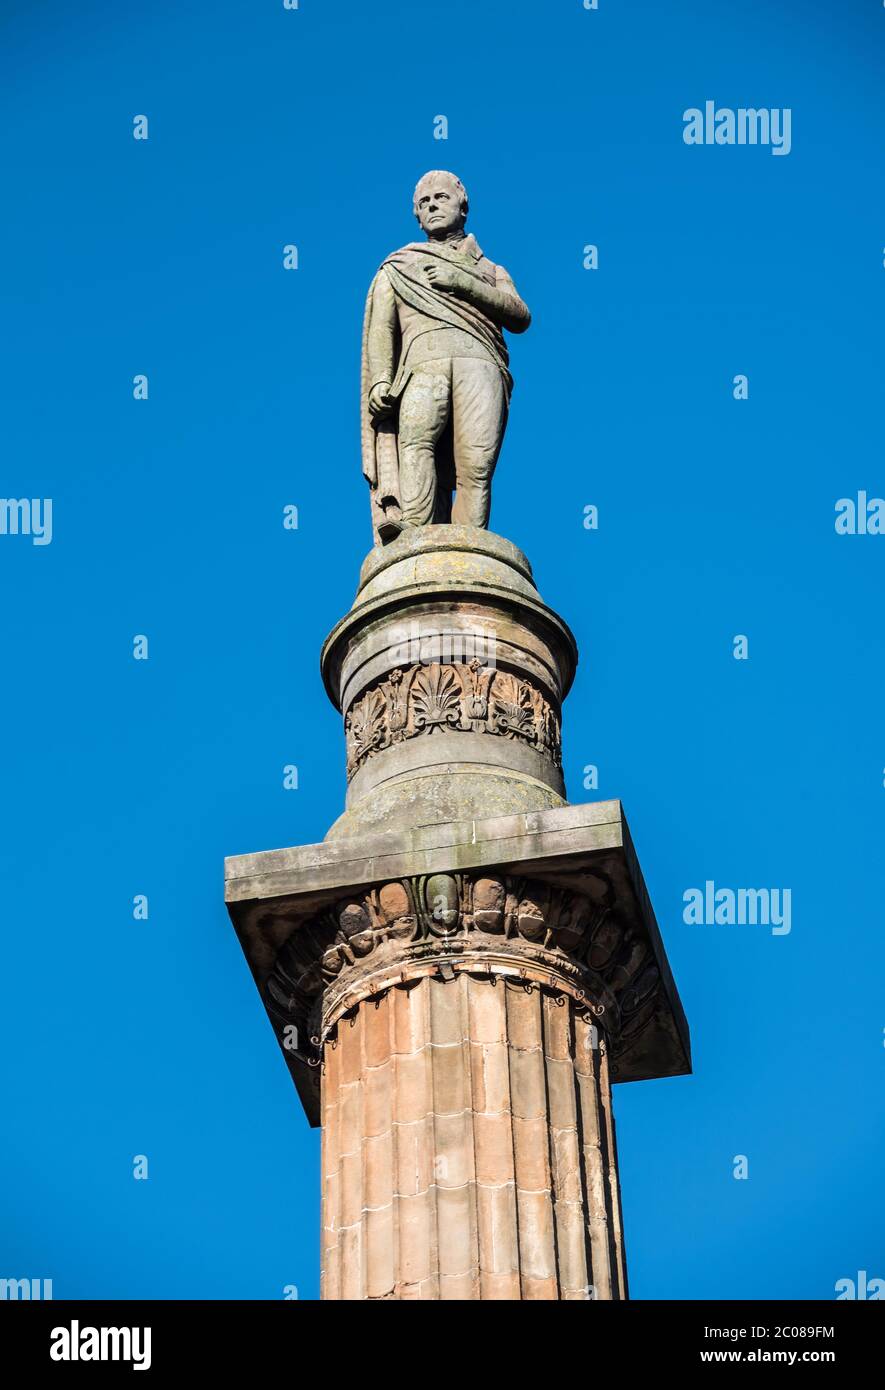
<box><xmin>450</xmin><ymin>358</ymin><xmax>507</xmax><ymax>528</ymax></box>
<box><xmin>397</xmin><ymin>364</ymin><xmax>451</xmax><ymax>527</ymax></box>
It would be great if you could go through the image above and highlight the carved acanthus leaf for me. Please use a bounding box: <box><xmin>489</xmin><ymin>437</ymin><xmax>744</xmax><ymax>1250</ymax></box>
<box><xmin>343</xmin><ymin>661</ymin><xmax>562</xmax><ymax>778</ymax></box>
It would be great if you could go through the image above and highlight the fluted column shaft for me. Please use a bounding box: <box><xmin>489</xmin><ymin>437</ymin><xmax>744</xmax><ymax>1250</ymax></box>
<box><xmin>320</xmin><ymin>974</ymin><xmax>626</xmax><ymax>1301</ymax></box>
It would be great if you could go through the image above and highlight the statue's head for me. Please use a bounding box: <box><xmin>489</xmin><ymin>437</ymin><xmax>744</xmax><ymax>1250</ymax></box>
<box><xmin>413</xmin><ymin>170</ymin><xmax>468</xmax><ymax>238</ymax></box>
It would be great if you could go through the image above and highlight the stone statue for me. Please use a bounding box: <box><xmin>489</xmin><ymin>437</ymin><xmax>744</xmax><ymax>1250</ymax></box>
<box><xmin>361</xmin><ymin>171</ymin><xmax>531</xmax><ymax>544</ymax></box>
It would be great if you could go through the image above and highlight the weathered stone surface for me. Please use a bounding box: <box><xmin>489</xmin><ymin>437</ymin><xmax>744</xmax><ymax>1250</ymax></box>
<box><xmin>227</xmin><ymin>786</ymin><xmax>686</xmax><ymax>1299</ymax></box>
<box><xmin>226</xmin><ymin>453</ymin><xmax>689</xmax><ymax>1299</ymax></box>
<box><xmin>229</xmin><ymin>798</ymin><xmax>685</xmax><ymax>1302</ymax></box>
<box><xmin>319</xmin><ymin>975</ymin><xmax>626</xmax><ymax>1301</ymax></box>
<box><xmin>225</xmin><ymin>799</ymin><xmax>690</xmax><ymax>1128</ymax></box>
<box><xmin>361</xmin><ymin>173</ymin><xmax>530</xmax><ymax>545</ymax></box>
<box><xmin>321</xmin><ymin>526</ymin><xmax>576</xmax><ymax>837</ymax></box>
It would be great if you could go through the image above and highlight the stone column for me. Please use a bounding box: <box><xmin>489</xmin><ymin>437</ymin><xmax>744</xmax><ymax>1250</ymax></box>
<box><xmin>225</xmin><ymin>526</ymin><xmax>690</xmax><ymax>1300</ymax></box>
<box><xmin>321</xmin><ymin>973</ymin><xmax>625</xmax><ymax>1301</ymax></box>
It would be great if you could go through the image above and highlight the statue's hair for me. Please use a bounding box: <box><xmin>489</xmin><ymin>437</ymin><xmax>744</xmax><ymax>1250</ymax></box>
<box><xmin>413</xmin><ymin>170</ymin><xmax>468</xmax><ymax>219</ymax></box>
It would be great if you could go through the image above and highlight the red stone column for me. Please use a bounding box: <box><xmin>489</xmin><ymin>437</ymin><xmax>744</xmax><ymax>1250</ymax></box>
<box><xmin>320</xmin><ymin>973</ymin><xmax>626</xmax><ymax>1301</ymax></box>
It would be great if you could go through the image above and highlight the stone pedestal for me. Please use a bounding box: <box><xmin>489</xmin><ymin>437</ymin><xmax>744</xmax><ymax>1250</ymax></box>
<box><xmin>225</xmin><ymin>527</ymin><xmax>690</xmax><ymax>1300</ymax></box>
<box><xmin>322</xmin><ymin>526</ymin><xmax>575</xmax><ymax>837</ymax></box>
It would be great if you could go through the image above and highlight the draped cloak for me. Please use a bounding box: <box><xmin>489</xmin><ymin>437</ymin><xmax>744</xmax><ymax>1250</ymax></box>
<box><xmin>360</xmin><ymin>236</ymin><xmax>513</xmax><ymax>533</ymax></box>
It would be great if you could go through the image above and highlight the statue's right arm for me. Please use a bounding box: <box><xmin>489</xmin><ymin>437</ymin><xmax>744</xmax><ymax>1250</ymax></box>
<box><xmin>366</xmin><ymin>269</ymin><xmax>398</xmax><ymax>410</ymax></box>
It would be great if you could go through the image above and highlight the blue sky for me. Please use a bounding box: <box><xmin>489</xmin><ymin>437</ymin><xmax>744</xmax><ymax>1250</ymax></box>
<box><xmin>1</xmin><ymin>0</ymin><xmax>882</xmax><ymax>1299</ymax></box>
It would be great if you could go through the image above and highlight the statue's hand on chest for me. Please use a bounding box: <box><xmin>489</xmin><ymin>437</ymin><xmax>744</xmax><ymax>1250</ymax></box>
<box><xmin>422</xmin><ymin>258</ymin><xmax>470</xmax><ymax>296</ymax></box>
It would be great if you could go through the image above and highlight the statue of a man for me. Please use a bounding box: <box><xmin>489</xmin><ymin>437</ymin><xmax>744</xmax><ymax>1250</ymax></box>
<box><xmin>361</xmin><ymin>171</ymin><xmax>531</xmax><ymax>544</ymax></box>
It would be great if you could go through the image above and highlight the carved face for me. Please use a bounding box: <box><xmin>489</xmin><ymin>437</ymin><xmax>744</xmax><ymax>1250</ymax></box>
<box><xmin>414</xmin><ymin>175</ymin><xmax>466</xmax><ymax>238</ymax></box>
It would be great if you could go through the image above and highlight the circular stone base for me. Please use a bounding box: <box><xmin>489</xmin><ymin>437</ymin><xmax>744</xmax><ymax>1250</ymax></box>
<box><xmin>325</xmin><ymin>767</ymin><xmax>567</xmax><ymax>840</ymax></box>
<box><xmin>321</xmin><ymin>526</ymin><xmax>578</xmax><ymax>840</ymax></box>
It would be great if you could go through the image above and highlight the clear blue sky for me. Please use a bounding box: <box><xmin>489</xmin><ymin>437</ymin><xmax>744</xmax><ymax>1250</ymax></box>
<box><xmin>1</xmin><ymin>0</ymin><xmax>883</xmax><ymax>1300</ymax></box>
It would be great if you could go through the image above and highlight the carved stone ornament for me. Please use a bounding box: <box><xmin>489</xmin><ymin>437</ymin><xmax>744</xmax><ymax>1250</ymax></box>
<box><xmin>343</xmin><ymin>660</ymin><xmax>561</xmax><ymax>779</ymax></box>
<box><xmin>264</xmin><ymin>870</ymin><xmax>662</xmax><ymax>1079</ymax></box>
